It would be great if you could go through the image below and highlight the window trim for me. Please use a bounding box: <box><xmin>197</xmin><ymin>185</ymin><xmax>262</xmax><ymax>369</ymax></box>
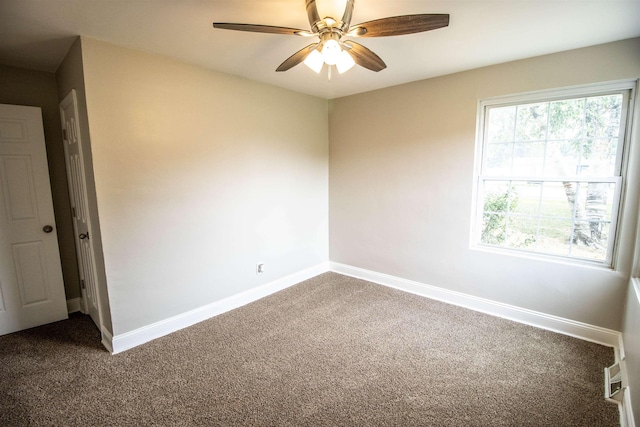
<box><xmin>471</xmin><ymin>80</ymin><xmax>636</xmax><ymax>269</ymax></box>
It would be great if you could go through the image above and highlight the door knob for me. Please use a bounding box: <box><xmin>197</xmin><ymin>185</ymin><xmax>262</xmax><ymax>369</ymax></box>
<box><xmin>42</xmin><ymin>225</ymin><xmax>53</xmax><ymax>233</ymax></box>
<box><xmin>79</xmin><ymin>232</ymin><xmax>89</xmax><ymax>240</ymax></box>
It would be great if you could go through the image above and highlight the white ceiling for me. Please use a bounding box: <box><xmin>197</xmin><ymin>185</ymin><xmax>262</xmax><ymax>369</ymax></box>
<box><xmin>1</xmin><ymin>0</ymin><xmax>639</xmax><ymax>99</ymax></box>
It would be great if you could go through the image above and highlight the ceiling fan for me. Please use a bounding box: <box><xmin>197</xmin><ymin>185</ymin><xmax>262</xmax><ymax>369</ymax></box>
<box><xmin>213</xmin><ymin>0</ymin><xmax>449</xmax><ymax>75</ymax></box>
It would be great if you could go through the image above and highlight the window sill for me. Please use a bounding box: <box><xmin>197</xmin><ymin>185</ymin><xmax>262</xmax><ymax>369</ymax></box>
<box><xmin>470</xmin><ymin>244</ymin><xmax>616</xmax><ymax>271</ymax></box>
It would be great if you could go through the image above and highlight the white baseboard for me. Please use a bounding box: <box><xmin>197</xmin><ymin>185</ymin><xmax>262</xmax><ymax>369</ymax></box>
<box><xmin>110</xmin><ymin>262</ymin><xmax>330</xmax><ymax>354</ymax></box>
<box><xmin>101</xmin><ymin>328</ymin><xmax>114</xmax><ymax>354</ymax></box>
<box><xmin>330</xmin><ymin>262</ymin><xmax>622</xmax><ymax>348</ymax></box>
<box><xmin>66</xmin><ymin>297</ymin><xmax>83</xmax><ymax>314</ymax></box>
<box><xmin>623</xmin><ymin>387</ymin><xmax>636</xmax><ymax>427</ymax></box>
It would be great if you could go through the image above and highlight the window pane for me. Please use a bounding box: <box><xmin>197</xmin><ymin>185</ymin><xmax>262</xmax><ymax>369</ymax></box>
<box><xmin>512</xmin><ymin>142</ymin><xmax>545</xmax><ymax>176</ymax></box>
<box><xmin>487</xmin><ymin>106</ymin><xmax>516</xmax><ymax>143</ymax></box>
<box><xmin>482</xmin><ymin>181</ymin><xmax>512</xmax><ymax>213</ymax></box>
<box><xmin>544</xmin><ymin>140</ymin><xmax>581</xmax><ymax>177</ymax></box>
<box><xmin>585</xmin><ymin>95</ymin><xmax>623</xmax><ymax>138</ymax></box>
<box><xmin>510</xmin><ymin>181</ymin><xmax>541</xmax><ymax>216</ymax></box>
<box><xmin>539</xmin><ymin>182</ymin><xmax>572</xmax><ymax>219</ymax></box>
<box><xmin>549</xmin><ymin>98</ymin><xmax>584</xmax><ymax>140</ymax></box>
<box><xmin>536</xmin><ymin>219</ymin><xmax>573</xmax><ymax>256</ymax></box>
<box><xmin>506</xmin><ymin>216</ymin><xmax>537</xmax><ymax>249</ymax></box>
<box><xmin>516</xmin><ymin>103</ymin><xmax>548</xmax><ymax>141</ymax></box>
<box><xmin>484</xmin><ymin>142</ymin><xmax>512</xmax><ymax>175</ymax></box>
<box><xmin>481</xmin><ymin>213</ymin><xmax>507</xmax><ymax>245</ymax></box>
<box><xmin>580</xmin><ymin>138</ymin><xmax>618</xmax><ymax>176</ymax></box>
<box><xmin>570</xmin><ymin>221</ymin><xmax>608</xmax><ymax>261</ymax></box>
<box><xmin>575</xmin><ymin>182</ymin><xmax>616</xmax><ymax>224</ymax></box>
<box><xmin>481</xmin><ymin>181</ymin><xmax>512</xmax><ymax>246</ymax></box>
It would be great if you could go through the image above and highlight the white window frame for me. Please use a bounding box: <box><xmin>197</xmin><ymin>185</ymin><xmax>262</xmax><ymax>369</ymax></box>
<box><xmin>471</xmin><ymin>80</ymin><xmax>636</xmax><ymax>268</ymax></box>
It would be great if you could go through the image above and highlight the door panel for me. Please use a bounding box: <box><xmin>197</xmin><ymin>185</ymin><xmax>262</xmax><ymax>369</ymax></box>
<box><xmin>13</xmin><ymin>241</ymin><xmax>49</xmax><ymax>305</ymax></box>
<box><xmin>0</xmin><ymin>118</ymin><xmax>28</xmax><ymax>142</ymax></box>
<box><xmin>0</xmin><ymin>104</ymin><xmax>68</xmax><ymax>335</ymax></box>
<box><xmin>1</xmin><ymin>156</ymin><xmax>38</xmax><ymax>220</ymax></box>
<box><xmin>80</xmin><ymin>236</ymin><xmax>98</xmax><ymax>313</ymax></box>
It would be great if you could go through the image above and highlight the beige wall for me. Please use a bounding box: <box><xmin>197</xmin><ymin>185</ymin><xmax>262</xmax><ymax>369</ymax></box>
<box><xmin>329</xmin><ymin>38</ymin><xmax>640</xmax><ymax>330</ymax></box>
<box><xmin>56</xmin><ymin>37</ymin><xmax>113</xmax><ymax>334</ymax></box>
<box><xmin>0</xmin><ymin>64</ymin><xmax>79</xmax><ymax>300</ymax></box>
<box><xmin>79</xmin><ymin>38</ymin><xmax>329</xmax><ymax>335</ymax></box>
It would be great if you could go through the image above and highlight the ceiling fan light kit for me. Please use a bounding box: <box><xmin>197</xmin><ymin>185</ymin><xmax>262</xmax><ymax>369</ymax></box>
<box><xmin>213</xmin><ymin>0</ymin><xmax>449</xmax><ymax>77</ymax></box>
<box><xmin>303</xmin><ymin>31</ymin><xmax>356</xmax><ymax>74</ymax></box>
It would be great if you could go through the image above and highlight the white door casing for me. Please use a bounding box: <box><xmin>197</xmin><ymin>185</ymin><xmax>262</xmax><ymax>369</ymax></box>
<box><xmin>59</xmin><ymin>90</ymin><xmax>103</xmax><ymax>330</ymax></box>
<box><xmin>0</xmin><ymin>104</ymin><xmax>68</xmax><ymax>335</ymax></box>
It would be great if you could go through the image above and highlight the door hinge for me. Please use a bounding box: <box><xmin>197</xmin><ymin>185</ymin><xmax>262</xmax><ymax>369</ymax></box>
<box><xmin>81</xmin><ymin>279</ymin><xmax>86</xmax><ymax>290</ymax></box>
<box><xmin>72</xmin><ymin>207</ymin><xmax>77</xmax><ymax>218</ymax></box>
<box><xmin>63</xmin><ymin>129</ymin><xmax>68</xmax><ymax>140</ymax></box>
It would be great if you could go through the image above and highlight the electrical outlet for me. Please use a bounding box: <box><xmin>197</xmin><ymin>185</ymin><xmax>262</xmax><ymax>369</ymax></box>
<box><xmin>257</xmin><ymin>263</ymin><xmax>265</xmax><ymax>274</ymax></box>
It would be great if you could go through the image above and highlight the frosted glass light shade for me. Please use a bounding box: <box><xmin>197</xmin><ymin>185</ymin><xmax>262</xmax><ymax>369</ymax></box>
<box><xmin>316</xmin><ymin>0</ymin><xmax>347</xmax><ymax>19</ymax></box>
<box><xmin>322</xmin><ymin>39</ymin><xmax>341</xmax><ymax>65</ymax></box>
<box><xmin>336</xmin><ymin>50</ymin><xmax>355</xmax><ymax>74</ymax></box>
<box><xmin>303</xmin><ymin>49</ymin><xmax>324</xmax><ymax>73</ymax></box>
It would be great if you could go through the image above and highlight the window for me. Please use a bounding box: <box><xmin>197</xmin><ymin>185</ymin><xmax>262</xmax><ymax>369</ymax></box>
<box><xmin>473</xmin><ymin>82</ymin><xmax>635</xmax><ymax>266</ymax></box>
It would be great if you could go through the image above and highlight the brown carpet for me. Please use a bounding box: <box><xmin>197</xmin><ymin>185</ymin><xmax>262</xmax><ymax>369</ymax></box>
<box><xmin>0</xmin><ymin>272</ymin><xmax>618</xmax><ymax>426</ymax></box>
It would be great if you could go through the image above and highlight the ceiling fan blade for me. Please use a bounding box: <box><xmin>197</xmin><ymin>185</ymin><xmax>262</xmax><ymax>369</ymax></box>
<box><xmin>213</xmin><ymin>23</ymin><xmax>314</xmax><ymax>37</ymax></box>
<box><xmin>340</xmin><ymin>0</ymin><xmax>355</xmax><ymax>30</ymax></box>
<box><xmin>276</xmin><ymin>43</ymin><xmax>320</xmax><ymax>72</ymax></box>
<box><xmin>343</xmin><ymin>41</ymin><xmax>386</xmax><ymax>72</ymax></box>
<box><xmin>347</xmin><ymin>14</ymin><xmax>450</xmax><ymax>37</ymax></box>
<box><xmin>306</xmin><ymin>0</ymin><xmax>321</xmax><ymax>31</ymax></box>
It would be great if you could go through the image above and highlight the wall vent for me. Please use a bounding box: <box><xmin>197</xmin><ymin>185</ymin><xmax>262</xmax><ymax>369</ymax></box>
<box><xmin>604</xmin><ymin>360</ymin><xmax>624</xmax><ymax>404</ymax></box>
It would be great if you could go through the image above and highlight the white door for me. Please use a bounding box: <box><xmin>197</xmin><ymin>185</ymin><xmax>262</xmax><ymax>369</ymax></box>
<box><xmin>59</xmin><ymin>90</ymin><xmax>102</xmax><ymax>329</ymax></box>
<box><xmin>0</xmin><ymin>104</ymin><xmax>68</xmax><ymax>335</ymax></box>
